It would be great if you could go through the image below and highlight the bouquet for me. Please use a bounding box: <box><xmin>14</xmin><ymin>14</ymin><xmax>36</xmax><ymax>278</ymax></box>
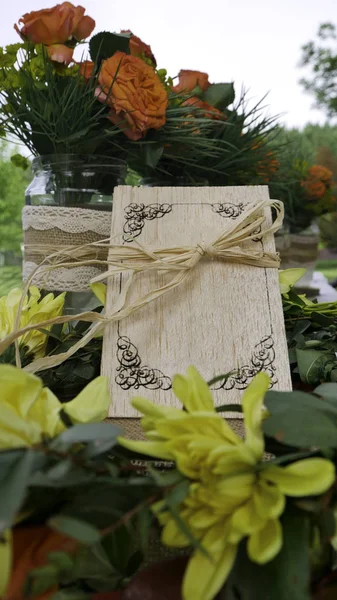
<box><xmin>0</xmin><ymin>2</ymin><xmax>281</xmax><ymax>187</ymax></box>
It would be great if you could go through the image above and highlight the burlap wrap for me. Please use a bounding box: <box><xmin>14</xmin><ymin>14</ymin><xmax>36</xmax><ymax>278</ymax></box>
<box><xmin>22</xmin><ymin>205</ymin><xmax>112</xmax><ymax>292</ymax></box>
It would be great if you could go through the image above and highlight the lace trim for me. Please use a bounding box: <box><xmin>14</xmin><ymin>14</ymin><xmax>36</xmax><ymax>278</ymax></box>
<box><xmin>23</xmin><ymin>261</ymin><xmax>104</xmax><ymax>292</ymax></box>
<box><xmin>22</xmin><ymin>206</ymin><xmax>112</xmax><ymax>236</ymax></box>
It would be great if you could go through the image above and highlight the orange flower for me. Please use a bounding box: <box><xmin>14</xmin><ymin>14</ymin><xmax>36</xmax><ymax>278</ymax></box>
<box><xmin>14</xmin><ymin>3</ymin><xmax>95</xmax><ymax>64</ymax></box>
<box><xmin>301</xmin><ymin>164</ymin><xmax>333</xmax><ymax>199</ymax></box>
<box><xmin>120</xmin><ymin>30</ymin><xmax>156</xmax><ymax>65</ymax></box>
<box><xmin>46</xmin><ymin>43</ymin><xmax>74</xmax><ymax>65</ymax></box>
<box><xmin>256</xmin><ymin>150</ymin><xmax>280</xmax><ymax>182</ymax></box>
<box><xmin>96</xmin><ymin>51</ymin><xmax>168</xmax><ymax>140</ymax></box>
<box><xmin>5</xmin><ymin>526</ymin><xmax>77</xmax><ymax>600</ymax></box>
<box><xmin>79</xmin><ymin>59</ymin><xmax>95</xmax><ymax>79</ymax></box>
<box><xmin>182</xmin><ymin>96</ymin><xmax>225</xmax><ymax>120</ymax></box>
<box><xmin>173</xmin><ymin>69</ymin><xmax>210</xmax><ymax>93</ymax></box>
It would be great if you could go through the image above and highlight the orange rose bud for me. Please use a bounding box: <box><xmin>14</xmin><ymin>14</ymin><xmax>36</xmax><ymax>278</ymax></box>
<box><xmin>47</xmin><ymin>43</ymin><xmax>74</xmax><ymax>64</ymax></box>
<box><xmin>173</xmin><ymin>69</ymin><xmax>211</xmax><ymax>93</ymax></box>
<box><xmin>5</xmin><ymin>526</ymin><xmax>77</xmax><ymax>600</ymax></box>
<box><xmin>182</xmin><ymin>97</ymin><xmax>225</xmax><ymax>120</ymax></box>
<box><xmin>97</xmin><ymin>51</ymin><xmax>168</xmax><ymax>139</ymax></box>
<box><xmin>14</xmin><ymin>2</ymin><xmax>95</xmax><ymax>45</ymax></box>
<box><xmin>121</xmin><ymin>30</ymin><xmax>156</xmax><ymax>65</ymax></box>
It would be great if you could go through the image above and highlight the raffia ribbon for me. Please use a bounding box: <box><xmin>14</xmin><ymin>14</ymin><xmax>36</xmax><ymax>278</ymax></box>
<box><xmin>0</xmin><ymin>199</ymin><xmax>283</xmax><ymax>374</ymax></box>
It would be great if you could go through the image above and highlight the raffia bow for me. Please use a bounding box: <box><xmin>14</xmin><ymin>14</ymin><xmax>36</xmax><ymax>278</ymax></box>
<box><xmin>0</xmin><ymin>199</ymin><xmax>283</xmax><ymax>374</ymax></box>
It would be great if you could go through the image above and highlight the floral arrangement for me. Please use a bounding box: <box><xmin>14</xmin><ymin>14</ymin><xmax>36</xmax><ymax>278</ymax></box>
<box><xmin>2</xmin><ymin>360</ymin><xmax>337</xmax><ymax>600</ymax></box>
<box><xmin>270</xmin><ymin>152</ymin><xmax>336</xmax><ymax>233</ymax></box>
<box><xmin>0</xmin><ymin>2</ymin><xmax>281</xmax><ymax>186</ymax></box>
<box><xmin>281</xmin><ymin>268</ymin><xmax>337</xmax><ymax>390</ymax></box>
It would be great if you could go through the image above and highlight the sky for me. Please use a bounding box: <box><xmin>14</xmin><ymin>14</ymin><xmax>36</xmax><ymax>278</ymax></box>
<box><xmin>2</xmin><ymin>0</ymin><xmax>336</xmax><ymax>128</ymax></box>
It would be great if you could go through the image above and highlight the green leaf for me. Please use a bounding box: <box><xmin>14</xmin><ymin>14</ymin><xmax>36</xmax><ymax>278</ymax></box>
<box><xmin>144</xmin><ymin>144</ymin><xmax>164</xmax><ymax>169</ymax></box>
<box><xmin>224</xmin><ymin>505</ymin><xmax>311</xmax><ymax>600</ymax></box>
<box><xmin>296</xmin><ymin>347</ymin><xmax>329</xmax><ymax>384</ymax></box>
<box><xmin>52</xmin><ymin>423</ymin><xmax>122</xmax><ymax>449</ymax></box>
<box><xmin>264</xmin><ymin>390</ymin><xmax>337</xmax><ymax>447</ymax></box>
<box><xmin>89</xmin><ymin>32</ymin><xmax>131</xmax><ymax>63</ymax></box>
<box><xmin>203</xmin><ymin>82</ymin><xmax>235</xmax><ymax>110</ymax></box>
<box><xmin>0</xmin><ymin>449</ymin><xmax>36</xmax><ymax>532</ymax></box>
<box><xmin>49</xmin><ymin>516</ymin><xmax>101</xmax><ymax>544</ymax></box>
<box><xmin>314</xmin><ymin>382</ymin><xmax>337</xmax><ymax>403</ymax></box>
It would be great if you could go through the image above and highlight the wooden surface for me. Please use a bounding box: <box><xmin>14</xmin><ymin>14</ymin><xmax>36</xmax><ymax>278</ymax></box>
<box><xmin>102</xmin><ymin>186</ymin><xmax>292</xmax><ymax>418</ymax></box>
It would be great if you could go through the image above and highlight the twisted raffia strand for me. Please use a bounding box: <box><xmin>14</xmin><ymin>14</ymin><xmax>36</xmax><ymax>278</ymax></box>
<box><xmin>0</xmin><ymin>199</ymin><xmax>283</xmax><ymax>374</ymax></box>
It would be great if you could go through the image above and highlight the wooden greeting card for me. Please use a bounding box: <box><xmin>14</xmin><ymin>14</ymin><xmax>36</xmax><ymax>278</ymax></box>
<box><xmin>102</xmin><ymin>185</ymin><xmax>292</xmax><ymax>418</ymax></box>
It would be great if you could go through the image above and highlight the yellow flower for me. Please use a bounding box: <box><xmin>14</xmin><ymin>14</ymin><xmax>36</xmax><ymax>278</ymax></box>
<box><xmin>119</xmin><ymin>368</ymin><xmax>335</xmax><ymax>600</ymax></box>
<box><xmin>0</xmin><ymin>287</ymin><xmax>65</xmax><ymax>358</ymax></box>
<box><xmin>0</xmin><ymin>364</ymin><xmax>110</xmax><ymax>449</ymax></box>
<box><xmin>279</xmin><ymin>268</ymin><xmax>306</xmax><ymax>295</ymax></box>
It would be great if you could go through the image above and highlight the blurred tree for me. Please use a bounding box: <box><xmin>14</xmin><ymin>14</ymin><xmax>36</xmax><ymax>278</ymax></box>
<box><xmin>0</xmin><ymin>142</ymin><xmax>30</xmax><ymax>255</ymax></box>
<box><xmin>315</xmin><ymin>146</ymin><xmax>337</xmax><ymax>192</ymax></box>
<box><xmin>299</xmin><ymin>22</ymin><xmax>337</xmax><ymax>118</ymax></box>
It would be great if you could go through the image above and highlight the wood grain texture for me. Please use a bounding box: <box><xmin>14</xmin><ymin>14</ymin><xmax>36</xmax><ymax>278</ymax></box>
<box><xmin>102</xmin><ymin>185</ymin><xmax>292</xmax><ymax>418</ymax></box>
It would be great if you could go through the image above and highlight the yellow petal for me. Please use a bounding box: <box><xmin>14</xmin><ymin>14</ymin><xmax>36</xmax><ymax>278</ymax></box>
<box><xmin>173</xmin><ymin>366</ymin><xmax>215</xmax><ymax>413</ymax></box>
<box><xmin>117</xmin><ymin>436</ymin><xmax>174</xmax><ymax>461</ymax></box>
<box><xmin>262</xmin><ymin>458</ymin><xmax>335</xmax><ymax>497</ymax></box>
<box><xmin>183</xmin><ymin>533</ymin><xmax>237</xmax><ymax>600</ymax></box>
<box><xmin>157</xmin><ymin>413</ymin><xmax>241</xmax><ymax>445</ymax></box>
<box><xmin>248</xmin><ymin>518</ymin><xmax>282</xmax><ymax>564</ymax></box>
<box><xmin>0</xmin><ymin>529</ymin><xmax>12</xmax><ymax>598</ymax></box>
<box><xmin>230</xmin><ymin>496</ymin><xmax>266</xmax><ymax>540</ymax></box>
<box><xmin>161</xmin><ymin>516</ymin><xmax>191</xmax><ymax>548</ymax></box>
<box><xmin>0</xmin><ymin>365</ymin><xmax>42</xmax><ymax>417</ymax></box>
<box><xmin>28</xmin><ymin>388</ymin><xmax>64</xmax><ymax>438</ymax></box>
<box><xmin>208</xmin><ymin>442</ymin><xmax>255</xmax><ymax>475</ymax></box>
<box><xmin>90</xmin><ymin>282</ymin><xmax>106</xmax><ymax>305</ymax></box>
<box><xmin>63</xmin><ymin>376</ymin><xmax>110</xmax><ymax>424</ymax></box>
<box><xmin>0</xmin><ymin>402</ymin><xmax>43</xmax><ymax>449</ymax></box>
<box><xmin>253</xmin><ymin>479</ymin><xmax>285</xmax><ymax>520</ymax></box>
<box><xmin>242</xmin><ymin>373</ymin><xmax>269</xmax><ymax>460</ymax></box>
<box><xmin>279</xmin><ymin>269</ymin><xmax>306</xmax><ymax>294</ymax></box>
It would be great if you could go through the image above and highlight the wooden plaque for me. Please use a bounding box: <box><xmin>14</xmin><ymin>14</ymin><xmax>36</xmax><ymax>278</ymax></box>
<box><xmin>102</xmin><ymin>185</ymin><xmax>292</xmax><ymax>418</ymax></box>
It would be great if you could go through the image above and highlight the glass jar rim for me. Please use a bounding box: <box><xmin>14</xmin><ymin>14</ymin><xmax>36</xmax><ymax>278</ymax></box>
<box><xmin>31</xmin><ymin>154</ymin><xmax>126</xmax><ymax>171</ymax></box>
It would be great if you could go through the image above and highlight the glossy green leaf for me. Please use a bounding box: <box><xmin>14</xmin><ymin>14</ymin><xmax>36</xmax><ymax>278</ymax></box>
<box><xmin>49</xmin><ymin>516</ymin><xmax>101</xmax><ymax>544</ymax></box>
<box><xmin>89</xmin><ymin>32</ymin><xmax>131</xmax><ymax>63</ymax></box>
<box><xmin>264</xmin><ymin>391</ymin><xmax>337</xmax><ymax>447</ymax></box>
<box><xmin>203</xmin><ymin>82</ymin><xmax>235</xmax><ymax>109</ymax></box>
<box><xmin>224</xmin><ymin>506</ymin><xmax>311</xmax><ymax>600</ymax></box>
<box><xmin>0</xmin><ymin>449</ymin><xmax>36</xmax><ymax>531</ymax></box>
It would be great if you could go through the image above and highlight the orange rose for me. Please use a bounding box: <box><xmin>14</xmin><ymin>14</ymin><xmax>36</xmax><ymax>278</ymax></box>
<box><xmin>96</xmin><ymin>51</ymin><xmax>168</xmax><ymax>140</ymax></box>
<box><xmin>79</xmin><ymin>59</ymin><xmax>95</xmax><ymax>79</ymax></box>
<box><xmin>14</xmin><ymin>3</ymin><xmax>95</xmax><ymax>64</ymax></box>
<box><xmin>173</xmin><ymin>69</ymin><xmax>210</xmax><ymax>93</ymax></box>
<box><xmin>5</xmin><ymin>526</ymin><xmax>77</xmax><ymax>600</ymax></box>
<box><xmin>120</xmin><ymin>30</ymin><xmax>156</xmax><ymax>65</ymax></box>
<box><xmin>182</xmin><ymin>96</ymin><xmax>225</xmax><ymax>120</ymax></box>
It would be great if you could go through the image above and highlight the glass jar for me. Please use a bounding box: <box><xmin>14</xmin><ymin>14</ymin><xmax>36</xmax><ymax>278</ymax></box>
<box><xmin>25</xmin><ymin>154</ymin><xmax>126</xmax><ymax>210</ymax></box>
<box><xmin>24</xmin><ymin>155</ymin><xmax>126</xmax><ymax>314</ymax></box>
<box><xmin>139</xmin><ymin>175</ymin><xmax>209</xmax><ymax>187</ymax></box>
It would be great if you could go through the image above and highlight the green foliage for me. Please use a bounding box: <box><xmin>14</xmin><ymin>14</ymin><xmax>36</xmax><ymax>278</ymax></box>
<box><xmin>0</xmin><ymin>266</ymin><xmax>22</xmax><ymax>295</ymax></box>
<box><xmin>300</xmin><ymin>23</ymin><xmax>337</xmax><ymax>118</ymax></box>
<box><xmin>89</xmin><ymin>32</ymin><xmax>131</xmax><ymax>63</ymax></box>
<box><xmin>283</xmin><ymin>286</ymin><xmax>337</xmax><ymax>386</ymax></box>
<box><xmin>224</xmin><ymin>506</ymin><xmax>311</xmax><ymax>600</ymax></box>
<box><xmin>0</xmin><ymin>44</ymin><xmax>127</xmax><ymax>157</ymax></box>
<box><xmin>129</xmin><ymin>91</ymin><xmax>280</xmax><ymax>185</ymax></box>
<box><xmin>0</xmin><ymin>142</ymin><xmax>30</xmax><ymax>254</ymax></box>
<box><xmin>203</xmin><ymin>83</ymin><xmax>235</xmax><ymax>110</ymax></box>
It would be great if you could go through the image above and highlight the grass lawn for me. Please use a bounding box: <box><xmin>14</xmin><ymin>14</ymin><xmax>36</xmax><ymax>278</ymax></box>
<box><xmin>0</xmin><ymin>266</ymin><xmax>22</xmax><ymax>295</ymax></box>
<box><xmin>316</xmin><ymin>259</ymin><xmax>337</xmax><ymax>283</ymax></box>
